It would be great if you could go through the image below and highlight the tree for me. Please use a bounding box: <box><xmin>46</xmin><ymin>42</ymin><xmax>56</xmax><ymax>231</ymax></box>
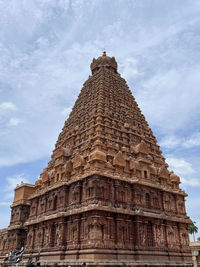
<box><xmin>197</xmin><ymin>237</ymin><xmax>200</xmax><ymax>242</ymax></box>
<box><xmin>189</xmin><ymin>222</ymin><xmax>198</xmax><ymax>242</ymax></box>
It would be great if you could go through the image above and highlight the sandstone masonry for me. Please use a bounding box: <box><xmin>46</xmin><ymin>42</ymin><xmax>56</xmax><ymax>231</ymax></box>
<box><xmin>0</xmin><ymin>52</ymin><xmax>192</xmax><ymax>267</ymax></box>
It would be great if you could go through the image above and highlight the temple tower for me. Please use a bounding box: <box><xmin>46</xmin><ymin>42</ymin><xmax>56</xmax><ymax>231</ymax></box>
<box><xmin>1</xmin><ymin>52</ymin><xmax>192</xmax><ymax>266</ymax></box>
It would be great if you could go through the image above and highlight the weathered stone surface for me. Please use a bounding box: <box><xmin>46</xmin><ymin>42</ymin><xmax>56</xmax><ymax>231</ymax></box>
<box><xmin>0</xmin><ymin>52</ymin><xmax>192</xmax><ymax>266</ymax></box>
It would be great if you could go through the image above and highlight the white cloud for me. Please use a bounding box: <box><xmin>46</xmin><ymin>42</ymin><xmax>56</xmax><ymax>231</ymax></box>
<box><xmin>159</xmin><ymin>132</ymin><xmax>200</xmax><ymax>150</ymax></box>
<box><xmin>120</xmin><ymin>57</ymin><xmax>142</xmax><ymax>82</ymax></box>
<box><xmin>0</xmin><ymin>102</ymin><xmax>16</xmax><ymax>111</ymax></box>
<box><xmin>8</xmin><ymin>117</ymin><xmax>21</xmax><ymax>126</ymax></box>
<box><xmin>4</xmin><ymin>174</ymin><xmax>29</xmax><ymax>196</ymax></box>
<box><xmin>166</xmin><ymin>157</ymin><xmax>200</xmax><ymax>188</ymax></box>
<box><xmin>159</xmin><ymin>135</ymin><xmax>181</xmax><ymax>149</ymax></box>
<box><xmin>61</xmin><ymin>107</ymin><xmax>72</xmax><ymax>116</ymax></box>
<box><xmin>183</xmin><ymin>132</ymin><xmax>200</xmax><ymax>148</ymax></box>
<box><xmin>0</xmin><ymin>202</ymin><xmax>10</xmax><ymax>206</ymax></box>
<box><xmin>0</xmin><ymin>174</ymin><xmax>30</xmax><ymax>216</ymax></box>
<box><xmin>181</xmin><ymin>177</ymin><xmax>200</xmax><ymax>187</ymax></box>
<box><xmin>136</xmin><ymin>66</ymin><xmax>200</xmax><ymax>133</ymax></box>
<box><xmin>166</xmin><ymin>157</ymin><xmax>195</xmax><ymax>176</ymax></box>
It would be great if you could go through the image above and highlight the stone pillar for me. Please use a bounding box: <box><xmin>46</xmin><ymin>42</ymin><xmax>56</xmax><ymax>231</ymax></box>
<box><xmin>77</xmin><ymin>181</ymin><xmax>83</xmax><ymax>204</ymax></box>
<box><xmin>192</xmin><ymin>251</ymin><xmax>198</xmax><ymax>267</ymax></box>
<box><xmin>160</xmin><ymin>191</ymin><xmax>165</xmax><ymax>211</ymax></box>
<box><xmin>135</xmin><ymin>216</ymin><xmax>143</xmax><ymax>248</ymax></box>
<box><xmin>32</xmin><ymin>227</ymin><xmax>36</xmax><ymax>249</ymax></box>
<box><xmin>177</xmin><ymin>222</ymin><xmax>182</xmax><ymax>250</ymax></box>
<box><xmin>163</xmin><ymin>220</ymin><xmax>168</xmax><ymax>248</ymax></box>
<box><xmin>35</xmin><ymin>199</ymin><xmax>39</xmax><ymax>216</ymax></box>
<box><xmin>64</xmin><ymin>186</ymin><xmax>69</xmax><ymax>207</ymax></box>
<box><xmin>174</xmin><ymin>194</ymin><xmax>178</xmax><ymax>213</ymax></box>
<box><xmin>109</xmin><ymin>180</ymin><xmax>115</xmax><ymax>205</ymax></box>
<box><xmin>41</xmin><ymin>227</ymin><xmax>45</xmax><ymax>247</ymax></box>
<box><xmin>44</xmin><ymin>195</ymin><xmax>48</xmax><ymax>213</ymax></box>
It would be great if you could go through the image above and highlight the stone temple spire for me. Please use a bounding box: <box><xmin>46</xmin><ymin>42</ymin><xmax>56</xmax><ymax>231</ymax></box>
<box><xmin>35</xmin><ymin>52</ymin><xmax>184</xmax><ymax>195</ymax></box>
<box><xmin>2</xmin><ymin>52</ymin><xmax>191</xmax><ymax>267</ymax></box>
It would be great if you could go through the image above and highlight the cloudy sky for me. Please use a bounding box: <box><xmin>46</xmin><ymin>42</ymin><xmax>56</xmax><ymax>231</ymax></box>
<box><xmin>0</xmin><ymin>0</ymin><xmax>200</xmax><ymax>239</ymax></box>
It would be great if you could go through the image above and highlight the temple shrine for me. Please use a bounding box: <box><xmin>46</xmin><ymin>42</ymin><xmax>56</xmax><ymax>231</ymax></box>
<box><xmin>0</xmin><ymin>52</ymin><xmax>192</xmax><ymax>266</ymax></box>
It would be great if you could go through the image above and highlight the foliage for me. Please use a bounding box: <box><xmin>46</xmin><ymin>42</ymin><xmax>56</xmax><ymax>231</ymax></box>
<box><xmin>189</xmin><ymin>222</ymin><xmax>198</xmax><ymax>242</ymax></box>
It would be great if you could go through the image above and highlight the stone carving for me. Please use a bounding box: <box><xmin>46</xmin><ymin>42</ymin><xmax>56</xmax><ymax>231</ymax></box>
<box><xmin>154</xmin><ymin>224</ymin><xmax>165</xmax><ymax>246</ymax></box>
<box><xmin>181</xmin><ymin>232</ymin><xmax>189</xmax><ymax>246</ymax></box>
<box><xmin>40</xmin><ymin>169</ymin><xmax>49</xmax><ymax>183</ymax></box>
<box><xmin>65</xmin><ymin>160</ymin><xmax>73</xmax><ymax>175</ymax></box>
<box><xmin>167</xmin><ymin>225</ymin><xmax>177</xmax><ymax>247</ymax></box>
<box><xmin>44</xmin><ymin>226</ymin><xmax>50</xmax><ymax>247</ymax></box>
<box><xmin>53</xmin><ymin>146</ymin><xmax>73</xmax><ymax>159</ymax></box>
<box><xmin>89</xmin><ymin>149</ymin><xmax>107</xmax><ymax>163</ymax></box>
<box><xmin>159</xmin><ymin>165</ymin><xmax>169</xmax><ymax>179</ymax></box>
<box><xmin>129</xmin><ymin>159</ymin><xmax>140</xmax><ymax>172</ymax></box>
<box><xmin>170</xmin><ymin>171</ymin><xmax>181</xmax><ymax>184</ymax></box>
<box><xmin>113</xmin><ymin>151</ymin><xmax>126</xmax><ymax>168</ymax></box>
<box><xmin>139</xmin><ymin>223</ymin><xmax>146</xmax><ymax>246</ymax></box>
<box><xmin>55</xmin><ymin>223</ymin><xmax>63</xmax><ymax>246</ymax></box>
<box><xmin>135</xmin><ymin>140</ymin><xmax>149</xmax><ymax>154</ymax></box>
<box><xmin>73</xmin><ymin>154</ymin><xmax>84</xmax><ymax>169</ymax></box>
<box><xmin>0</xmin><ymin>52</ymin><xmax>192</xmax><ymax>265</ymax></box>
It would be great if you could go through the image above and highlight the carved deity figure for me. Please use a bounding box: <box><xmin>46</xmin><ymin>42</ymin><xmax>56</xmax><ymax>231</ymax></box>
<box><xmin>71</xmin><ymin>223</ymin><xmax>78</xmax><ymax>242</ymax></box>
<box><xmin>140</xmin><ymin>224</ymin><xmax>146</xmax><ymax>246</ymax></box>
<box><xmin>27</xmin><ymin>232</ymin><xmax>33</xmax><ymax>248</ymax></box>
<box><xmin>167</xmin><ymin>226</ymin><xmax>175</xmax><ymax>247</ymax></box>
<box><xmin>154</xmin><ymin>224</ymin><xmax>165</xmax><ymax>246</ymax></box>
<box><xmin>44</xmin><ymin>227</ymin><xmax>50</xmax><ymax>247</ymax></box>
<box><xmin>181</xmin><ymin>232</ymin><xmax>188</xmax><ymax>245</ymax></box>
<box><xmin>154</xmin><ymin>225</ymin><xmax>161</xmax><ymax>245</ymax></box>
<box><xmin>136</xmin><ymin>193</ymin><xmax>142</xmax><ymax>205</ymax></box>
<box><xmin>56</xmin><ymin>223</ymin><xmax>63</xmax><ymax>246</ymax></box>
<box><xmin>164</xmin><ymin>194</ymin><xmax>171</xmax><ymax>211</ymax></box>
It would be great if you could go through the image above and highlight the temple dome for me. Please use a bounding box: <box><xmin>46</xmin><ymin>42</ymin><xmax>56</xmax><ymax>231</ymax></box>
<box><xmin>170</xmin><ymin>171</ymin><xmax>180</xmax><ymax>183</ymax></box>
<box><xmin>90</xmin><ymin>51</ymin><xmax>118</xmax><ymax>74</ymax></box>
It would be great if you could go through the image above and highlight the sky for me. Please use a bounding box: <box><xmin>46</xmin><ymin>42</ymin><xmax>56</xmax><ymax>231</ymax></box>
<box><xmin>0</xmin><ymin>0</ymin><xmax>200</xmax><ymax>240</ymax></box>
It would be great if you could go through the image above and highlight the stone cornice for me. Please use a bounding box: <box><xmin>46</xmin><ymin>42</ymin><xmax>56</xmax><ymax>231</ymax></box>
<box><xmin>24</xmin><ymin>203</ymin><xmax>191</xmax><ymax>226</ymax></box>
<box><xmin>7</xmin><ymin>222</ymin><xmax>24</xmax><ymax>231</ymax></box>
<box><xmin>30</xmin><ymin>173</ymin><xmax>187</xmax><ymax>200</ymax></box>
<box><xmin>11</xmin><ymin>199</ymin><xmax>31</xmax><ymax>208</ymax></box>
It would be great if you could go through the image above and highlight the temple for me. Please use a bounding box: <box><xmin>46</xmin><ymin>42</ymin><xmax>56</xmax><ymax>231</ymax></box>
<box><xmin>0</xmin><ymin>52</ymin><xmax>192</xmax><ymax>266</ymax></box>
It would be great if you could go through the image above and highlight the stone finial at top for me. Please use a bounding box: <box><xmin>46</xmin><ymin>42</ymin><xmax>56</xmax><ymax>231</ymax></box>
<box><xmin>90</xmin><ymin>51</ymin><xmax>118</xmax><ymax>74</ymax></box>
<box><xmin>102</xmin><ymin>50</ymin><xmax>106</xmax><ymax>56</ymax></box>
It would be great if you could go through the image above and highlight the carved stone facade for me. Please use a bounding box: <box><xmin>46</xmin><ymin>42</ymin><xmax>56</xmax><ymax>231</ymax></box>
<box><xmin>0</xmin><ymin>52</ymin><xmax>192</xmax><ymax>266</ymax></box>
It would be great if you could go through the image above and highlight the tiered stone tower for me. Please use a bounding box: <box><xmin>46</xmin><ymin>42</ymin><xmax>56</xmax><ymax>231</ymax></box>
<box><xmin>0</xmin><ymin>52</ymin><xmax>192</xmax><ymax>266</ymax></box>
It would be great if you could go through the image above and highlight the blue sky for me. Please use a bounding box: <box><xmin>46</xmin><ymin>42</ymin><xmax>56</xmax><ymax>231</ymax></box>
<box><xmin>0</xmin><ymin>0</ymin><xmax>200</xmax><ymax>239</ymax></box>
